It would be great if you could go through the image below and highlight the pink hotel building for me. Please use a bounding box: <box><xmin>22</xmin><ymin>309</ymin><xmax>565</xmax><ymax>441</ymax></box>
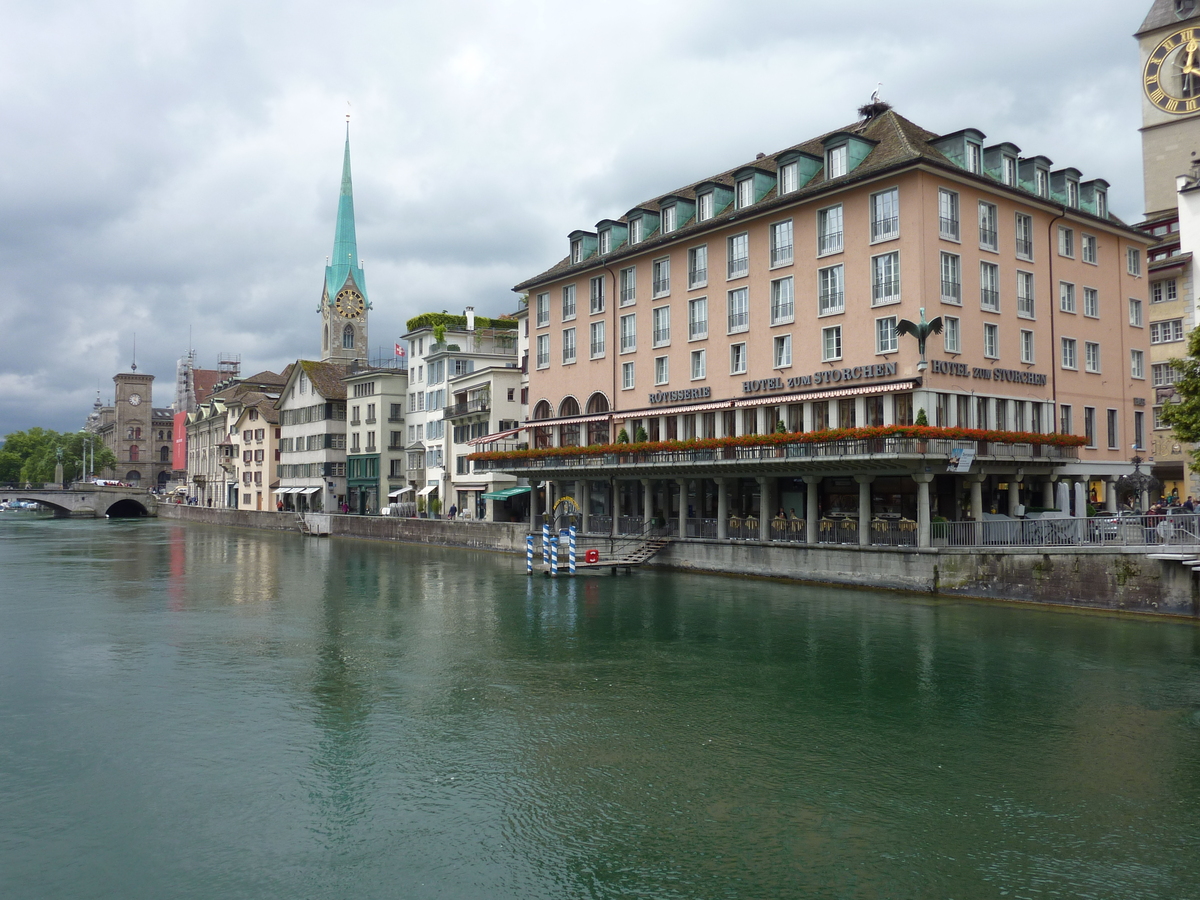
<box><xmin>481</xmin><ymin>108</ymin><xmax>1153</xmax><ymax>546</ymax></box>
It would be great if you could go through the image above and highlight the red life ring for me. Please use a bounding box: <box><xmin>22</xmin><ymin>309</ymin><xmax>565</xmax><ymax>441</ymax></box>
<box><xmin>584</xmin><ymin>548</ymin><xmax>600</xmax><ymax>564</ymax></box>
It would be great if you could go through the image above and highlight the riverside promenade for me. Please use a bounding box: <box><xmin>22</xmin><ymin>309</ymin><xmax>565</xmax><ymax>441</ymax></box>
<box><xmin>158</xmin><ymin>505</ymin><xmax>1199</xmax><ymax>618</ymax></box>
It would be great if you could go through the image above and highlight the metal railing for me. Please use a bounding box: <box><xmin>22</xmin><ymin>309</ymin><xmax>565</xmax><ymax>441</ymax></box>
<box><xmin>618</xmin><ymin>515</ymin><xmax>645</xmax><ymax>535</ymax></box>
<box><xmin>474</xmin><ymin>437</ymin><xmax>1078</xmax><ymax>472</ymax></box>
<box><xmin>818</xmin><ymin>233</ymin><xmax>843</xmax><ymax>255</ymax></box>
<box><xmin>939</xmin><ymin>217</ymin><xmax>960</xmax><ymax>240</ymax></box>
<box><xmin>941</xmin><ymin>280</ymin><xmax>961</xmax><ymax>302</ymax></box>
<box><xmin>932</xmin><ymin>513</ymin><xmax>1200</xmax><ymax>548</ymax></box>
<box><xmin>871</xmin><ymin>216</ymin><xmax>899</xmax><ymax>241</ymax></box>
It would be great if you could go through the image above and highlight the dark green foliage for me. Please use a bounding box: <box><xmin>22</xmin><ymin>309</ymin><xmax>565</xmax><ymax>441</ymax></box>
<box><xmin>1159</xmin><ymin>327</ymin><xmax>1200</xmax><ymax>463</ymax></box>
<box><xmin>1</xmin><ymin>428</ymin><xmax>117</xmax><ymax>484</ymax></box>
<box><xmin>405</xmin><ymin>312</ymin><xmax>518</xmax><ymax>332</ymax></box>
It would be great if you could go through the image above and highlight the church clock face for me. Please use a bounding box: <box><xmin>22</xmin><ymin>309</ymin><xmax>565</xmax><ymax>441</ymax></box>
<box><xmin>1145</xmin><ymin>26</ymin><xmax>1200</xmax><ymax>113</ymax></box>
<box><xmin>334</xmin><ymin>289</ymin><xmax>365</xmax><ymax>319</ymax></box>
<box><xmin>128</xmin><ymin>393</ymin><xmax>142</xmax><ymax>406</ymax></box>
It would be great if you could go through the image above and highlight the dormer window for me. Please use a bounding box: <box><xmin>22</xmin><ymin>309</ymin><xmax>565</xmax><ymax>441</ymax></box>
<box><xmin>661</xmin><ymin>205</ymin><xmax>677</xmax><ymax>234</ymax></box>
<box><xmin>779</xmin><ymin>161</ymin><xmax>798</xmax><ymax>194</ymax></box>
<box><xmin>967</xmin><ymin>143</ymin><xmax>982</xmax><ymax>174</ymax></box>
<box><xmin>629</xmin><ymin>217</ymin><xmax>644</xmax><ymax>244</ymax></box>
<box><xmin>698</xmin><ymin>192</ymin><xmax>714</xmax><ymax>221</ymax></box>
<box><xmin>599</xmin><ymin>229</ymin><xmax>611</xmax><ymax>255</ymax></box>
<box><xmin>826</xmin><ymin>144</ymin><xmax>848</xmax><ymax>179</ymax></box>
<box><xmin>1036</xmin><ymin>169</ymin><xmax>1049</xmax><ymax>198</ymax></box>
<box><xmin>1067</xmin><ymin>180</ymin><xmax>1079</xmax><ymax>208</ymax></box>
<box><xmin>570</xmin><ymin>239</ymin><xmax>582</xmax><ymax>264</ymax></box>
<box><xmin>1097</xmin><ymin>190</ymin><xmax>1108</xmax><ymax>218</ymax></box>
<box><xmin>736</xmin><ymin>177</ymin><xmax>754</xmax><ymax>209</ymax></box>
<box><xmin>1003</xmin><ymin>156</ymin><xmax>1017</xmax><ymax>186</ymax></box>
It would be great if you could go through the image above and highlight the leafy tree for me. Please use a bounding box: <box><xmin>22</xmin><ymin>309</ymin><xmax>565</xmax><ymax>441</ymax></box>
<box><xmin>915</xmin><ymin>408</ymin><xmax>929</xmax><ymax>426</ymax></box>
<box><xmin>635</xmin><ymin>426</ymin><xmax>649</xmax><ymax>442</ymax></box>
<box><xmin>1160</xmin><ymin>326</ymin><xmax>1200</xmax><ymax>462</ymax></box>
<box><xmin>615</xmin><ymin>428</ymin><xmax>630</xmax><ymax>443</ymax></box>
<box><xmin>1</xmin><ymin>428</ymin><xmax>117</xmax><ymax>484</ymax></box>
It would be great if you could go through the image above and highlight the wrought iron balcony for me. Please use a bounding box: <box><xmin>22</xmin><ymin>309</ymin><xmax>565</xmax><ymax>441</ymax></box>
<box><xmin>444</xmin><ymin>397</ymin><xmax>491</xmax><ymax>419</ymax></box>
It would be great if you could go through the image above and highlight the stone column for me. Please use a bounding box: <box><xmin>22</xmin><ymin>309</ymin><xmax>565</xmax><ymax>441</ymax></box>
<box><xmin>677</xmin><ymin>478</ymin><xmax>688</xmax><ymax>538</ymax></box>
<box><xmin>757</xmin><ymin>476</ymin><xmax>771</xmax><ymax>541</ymax></box>
<box><xmin>1043</xmin><ymin>476</ymin><xmax>1057</xmax><ymax>509</ymax></box>
<box><xmin>716</xmin><ymin>477</ymin><xmax>728</xmax><ymax>540</ymax></box>
<box><xmin>804</xmin><ymin>475</ymin><xmax>821</xmax><ymax>546</ymax></box>
<box><xmin>611</xmin><ymin>478</ymin><xmax>619</xmax><ymax>537</ymax></box>
<box><xmin>578</xmin><ymin>479</ymin><xmax>589</xmax><ymax>533</ymax></box>
<box><xmin>1106</xmin><ymin>477</ymin><xmax>1119</xmax><ymax>513</ymax></box>
<box><xmin>1008</xmin><ymin>474</ymin><xmax>1023</xmax><ymax>517</ymax></box>
<box><xmin>855</xmin><ymin>474</ymin><xmax>875</xmax><ymax>546</ymax></box>
<box><xmin>529</xmin><ymin>479</ymin><xmax>538</xmax><ymax>529</ymax></box>
<box><xmin>642</xmin><ymin>478</ymin><xmax>653</xmax><ymax>529</ymax></box>
<box><xmin>912</xmin><ymin>473</ymin><xmax>934</xmax><ymax>549</ymax></box>
<box><xmin>967</xmin><ymin>473</ymin><xmax>985</xmax><ymax>545</ymax></box>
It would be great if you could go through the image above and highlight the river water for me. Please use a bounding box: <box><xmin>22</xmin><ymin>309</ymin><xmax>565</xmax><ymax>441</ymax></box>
<box><xmin>1</xmin><ymin>515</ymin><xmax>1199</xmax><ymax>899</ymax></box>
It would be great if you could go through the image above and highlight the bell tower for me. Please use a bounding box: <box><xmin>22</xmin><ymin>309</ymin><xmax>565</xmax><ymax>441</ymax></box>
<box><xmin>319</xmin><ymin>120</ymin><xmax>370</xmax><ymax>363</ymax></box>
<box><xmin>1138</xmin><ymin>0</ymin><xmax>1200</xmax><ymax>213</ymax></box>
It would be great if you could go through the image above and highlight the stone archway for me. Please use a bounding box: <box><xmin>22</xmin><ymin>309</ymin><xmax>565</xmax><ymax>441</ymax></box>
<box><xmin>104</xmin><ymin>498</ymin><xmax>149</xmax><ymax>518</ymax></box>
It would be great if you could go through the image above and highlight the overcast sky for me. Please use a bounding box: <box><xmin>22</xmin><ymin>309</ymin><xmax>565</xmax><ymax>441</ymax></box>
<box><xmin>0</xmin><ymin>0</ymin><xmax>1153</xmax><ymax>436</ymax></box>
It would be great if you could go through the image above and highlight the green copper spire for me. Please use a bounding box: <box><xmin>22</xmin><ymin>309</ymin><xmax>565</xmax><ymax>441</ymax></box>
<box><xmin>324</xmin><ymin>124</ymin><xmax>368</xmax><ymax>305</ymax></box>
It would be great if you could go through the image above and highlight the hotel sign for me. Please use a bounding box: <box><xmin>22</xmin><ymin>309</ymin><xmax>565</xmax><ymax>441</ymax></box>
<box><xmin>741</xmin><ymin>362</ymin><xmax>898</xmax><ymax>395</ymax></box>
<box><xmin>930</xmin><ymin>359</ymin><xmax>1047</xmax><ymax>386</ymax></box>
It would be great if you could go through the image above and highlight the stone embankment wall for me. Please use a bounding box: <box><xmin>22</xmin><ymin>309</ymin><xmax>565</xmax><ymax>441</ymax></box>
<box><xmin>158</xmin><ymin>505</ymin><xmax>1199</xmax><ymax>618</ymax></box>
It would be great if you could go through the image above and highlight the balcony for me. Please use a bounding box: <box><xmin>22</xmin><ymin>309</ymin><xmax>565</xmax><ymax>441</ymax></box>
<box><xmin>444</xmin><ymin>397</ymin><xmax>491</xmax><ymax>419</ymax></box>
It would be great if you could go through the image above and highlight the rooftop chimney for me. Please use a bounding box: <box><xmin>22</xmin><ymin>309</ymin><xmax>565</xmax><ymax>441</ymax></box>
<box><xmin>465</xmin><ymin>306</ymin><xmax>476</xmax><ymax>331</ymax></box>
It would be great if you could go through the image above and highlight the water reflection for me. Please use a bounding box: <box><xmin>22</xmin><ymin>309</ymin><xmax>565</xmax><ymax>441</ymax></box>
<box><xmin>2</xmin><ymin>515</ymin><xmax>1199</xmax><ymax>899</ymax></box>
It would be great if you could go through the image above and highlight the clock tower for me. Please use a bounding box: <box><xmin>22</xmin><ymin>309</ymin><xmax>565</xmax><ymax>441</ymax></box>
<box><xmin>319</xmin><ymin>123</ymin><xmax>370</xmax><ymax>364</ymax></box>
<box><xmin>1138</xmin><ymin>0</ymin><xmax>1200</xmax><ymax>213</ymax></box>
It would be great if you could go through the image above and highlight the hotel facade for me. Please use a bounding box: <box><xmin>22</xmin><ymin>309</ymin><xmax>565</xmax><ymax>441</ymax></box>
<box><xmin>479</xmin><ymin>108</ymin><xmax>1154</xmax><ymax>546</ymax></box>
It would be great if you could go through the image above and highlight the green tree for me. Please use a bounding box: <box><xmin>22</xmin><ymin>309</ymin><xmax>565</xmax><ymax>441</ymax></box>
<box><xmin>1</xmin><ymin>428</ymin><xmax>116</xmax><ymax>484</ymax></box>
<box><xmin>1160</xmin><ymin>326</ymin><xmax>1200</xmax><ymax>462</ymax></box>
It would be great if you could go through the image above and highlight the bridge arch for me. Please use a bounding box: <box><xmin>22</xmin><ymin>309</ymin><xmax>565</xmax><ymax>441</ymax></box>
<box><xmin>104</xmin><ymin>498</ymin><xmax>150</xmax><ymax>518</ymax></box>
<box><xmin>7</xmin><ymin>496</ymin><xmax>72</xmax><ymax>515</ymax></box>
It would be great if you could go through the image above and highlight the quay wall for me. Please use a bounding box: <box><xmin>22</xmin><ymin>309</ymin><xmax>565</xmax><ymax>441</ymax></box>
<box><xmin>157</xmin><ymin>505</ymin><xmax>1199</xmax><ymax>618</ymax></box>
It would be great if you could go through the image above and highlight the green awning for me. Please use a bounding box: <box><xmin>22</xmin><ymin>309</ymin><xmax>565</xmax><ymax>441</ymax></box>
<box><xmin>481</xmin><ymin>485</ymin><xmax>531</xmax><ymax>501</ymax></box>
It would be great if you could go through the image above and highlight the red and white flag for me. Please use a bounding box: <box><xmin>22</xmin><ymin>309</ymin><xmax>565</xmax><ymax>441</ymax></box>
<box><xmin>395</xmin><ymin>343</ymin><xmax>406</xmax><ymax>357</ymax></box>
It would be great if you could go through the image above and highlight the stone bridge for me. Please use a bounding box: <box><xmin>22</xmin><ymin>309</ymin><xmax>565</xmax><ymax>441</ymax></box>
<box><xmin>0</xmin><ymin>484</ymin><xmax>159</xmax><ymax>518</ymax></box>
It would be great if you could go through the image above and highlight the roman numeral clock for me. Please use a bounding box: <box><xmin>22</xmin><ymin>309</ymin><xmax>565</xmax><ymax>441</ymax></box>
<box><xmin>1145</xmin><ymin>26</ymin><xmax>1200</xmax><ymax>114</ymax></box>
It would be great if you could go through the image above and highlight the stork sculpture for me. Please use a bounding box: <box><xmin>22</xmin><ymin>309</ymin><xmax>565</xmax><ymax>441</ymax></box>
<box><xmin>896</xmin><ymin>307</ymin><xmax>943</xmax><ymax>371</ymax></box>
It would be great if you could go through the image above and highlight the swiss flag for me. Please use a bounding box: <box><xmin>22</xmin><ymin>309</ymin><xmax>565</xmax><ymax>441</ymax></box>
<box><xmin>395</xmin><ymin>343</ymin><xmax>406</xmax><ymax>357</ymax></box>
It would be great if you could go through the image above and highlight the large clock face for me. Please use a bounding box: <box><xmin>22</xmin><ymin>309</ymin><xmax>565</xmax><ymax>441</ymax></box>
<box><xmin>1145</xmin><ymin>27</ymin><xmax>1200</xmax><ymax>114</ymax></box>
<box><xmin>335</xmin><ymin>289</ymin><xmax>365</xmax><ymax>319</ymax></box>
<box><xmin>128</xmin><ymin>393</ymin><xmax>142</xmax><ymax>406</ymax></box>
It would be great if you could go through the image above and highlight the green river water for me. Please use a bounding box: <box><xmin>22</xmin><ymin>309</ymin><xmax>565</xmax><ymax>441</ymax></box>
<box><xmin>1</xmin><ymin>515</ymin><xmax>1199</xmax><ymax>899</ymax></box>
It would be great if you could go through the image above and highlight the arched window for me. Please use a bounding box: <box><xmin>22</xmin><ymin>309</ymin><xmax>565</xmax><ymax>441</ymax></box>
<box><xmin>586</xmin><ymin>392</ymin><xmax>611</xmax><ymax>445</ymax></box>
<box><xmin>125</xmin><ymin>470</ymin><xmax>141</xmax><ymax>483</ymax></box>
<box><xmin>160</xmin><ymin>446</ymin><xmax>170</xmax><ymax>462</ymax></box>
<box><xmin>323</xmin><ymin>324</ymin><xmax>329</xmax><ymax>350</ymax></box>
<box><xmin>343</xmin><ymin>325</ymin><xmax>355</xmax><ymax>349</ymax></box>
<box><xmin>532</xmin><ymin>400</ymin><xmax>553</xmax><ymax>449</ymax></box>
<box><xmin>130</xmin><ymin>445</ymin><xmax>139</xmax><ymax>462</ymax></box>
<box><xmin>558</xmin><ymin>397</ymin><xmax>581</xmax><ymax>446</ymax></box>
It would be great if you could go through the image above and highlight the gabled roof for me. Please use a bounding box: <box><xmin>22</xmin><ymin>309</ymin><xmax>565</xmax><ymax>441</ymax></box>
<box><xmin>277</xmin><ymin>359</ymin><xmax>349</xmax><ymax>406</ymax></box>
<box><xmin>1138</xmin><ymin>0</ymin><xmax>1200</xmax><ymax>37</ymax></box>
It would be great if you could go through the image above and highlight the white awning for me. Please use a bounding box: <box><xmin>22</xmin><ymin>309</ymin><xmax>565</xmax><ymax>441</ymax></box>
<box><xmin>272</xmin><ymin>487</ymin><xmax>290</xmax><ymax>494</ymax></box>
<box><xmin>388</xmin><ymin>486</ymin><xmax>414</xmax><ymax>498</ymax></box>
<box><xmin>735</xmin><ymin>380</ymin><xmax>919</xmax><ymax>407</ymax></box>
<box><xmin>417</xmin><ymin>485</ymin><xmax>439</xmax><ymax>497</ymax></box>
<box><xmin>301</xmin><ymin>486</ymin><xmax>322</xmax><ymax>495</ymax></box>
<box><xmin>452</xmin><ymin>484</ymin><xmax>488</xmax><ymax>492</ymax></box>
<box><xmin>614</xmin><ymin>400</ymin><xmax>735</xmax><ymax>417</ymax></box>
<box><xmin>526</xmin><ymin>413</ymin><xmax>611</xmax><ymax>428</ymax></box>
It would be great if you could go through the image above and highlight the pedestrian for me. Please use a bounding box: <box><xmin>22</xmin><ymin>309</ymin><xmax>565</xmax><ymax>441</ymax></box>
<box><xmin>449</xmin><ymin>504</ymin><xmax>457</xmax><ymax>519</ymax></box>
<box><xmin>276</xmin><ymin>498</ymin><xmax>283</xmax><ymax>512</ymax></box>
<box><xmin>1186</xmin><ymin>496</ymin><xmax>1195</xmax><ymax>512</ymax></box>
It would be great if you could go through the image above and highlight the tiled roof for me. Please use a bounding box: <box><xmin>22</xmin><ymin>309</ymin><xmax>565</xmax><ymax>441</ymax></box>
<box><xmin>1138</xmin><ymin>0</ymin><xmax>1200</xmax><ymax>36</ymax></box>
<box><xmin>299</xmin><ymin>359</ymin><xmax>348</xmax><ymax>400</ymax></box>
<box><xmin>515</xmin><ymin>109</ymin><xmax>1129</xmax><ymax>291</ymax></box>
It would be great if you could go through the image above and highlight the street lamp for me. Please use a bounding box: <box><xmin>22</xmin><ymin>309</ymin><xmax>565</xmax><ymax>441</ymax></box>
<box><xmin>1119</xmin><ymin>453</ymin><xmax>1159</xmax><ymax>513</ymax></box>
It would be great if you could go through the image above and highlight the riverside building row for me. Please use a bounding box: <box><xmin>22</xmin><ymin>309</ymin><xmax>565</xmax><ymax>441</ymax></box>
<box><xmin>479</xmin><ymin>107</ymin><xmax>1155</xmax><ymax>546</ymax></box>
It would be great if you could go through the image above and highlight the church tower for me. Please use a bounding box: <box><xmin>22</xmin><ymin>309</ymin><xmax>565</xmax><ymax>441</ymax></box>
<box><xmin>319</xmin><ymin>123</ymin><xmax>370</xmax><ymax>363</ymax></box>
<box><xmin>1137</xmin><ymin>0</ymin><xmax>1200</xmax><ymax>213</ymax></box>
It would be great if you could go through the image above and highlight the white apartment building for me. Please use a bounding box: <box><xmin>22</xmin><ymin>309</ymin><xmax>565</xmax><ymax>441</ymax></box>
<box><xmin>276</xmin><ymin>360</ymin><xmax>349</xmax><ymax>513</ymax></box>
<box><xmin>344</xmin><ymin>365</ymin><xmax>408</xmax><ymax>515</ymax></box>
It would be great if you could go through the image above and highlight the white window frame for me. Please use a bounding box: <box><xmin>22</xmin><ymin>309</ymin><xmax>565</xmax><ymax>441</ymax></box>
<box><xmin>727</xmin><ymin>233</ymin><xmax>749</xmax><ymax>280</ymax></box>
<box><xmin>619</xmin><ymin>313</ymin><xmax>636</xmax><ymax>354</ymax></box>
<box><xmin>826</xmin><ymin>144</ymin><xmax>848</xmax><ymax>179</ymax></box>
<box><xmin>871</xmin><ymin>251</ymin><xmax>901</xmax><ymax>306</ymax></box>
<box><xmin>770</xmin><ymin>219</ymin><xmax>794</xmax><ymax>267</ymax></box>
<box><xmin>688</xmin><ymin>297</ymin><xmax>708</xmax><ymax>341</ymax></box>
<box><xmin>876</xmin><ymin>316</ymin><xmax>898</xmax><ymax>354</ymax></box>
<box><xmin>938</xmin><ymin>188</ymin><xmax>960</xmax><ymax>241</ymax></box>
<box><xmin>817</xmin><ymin>204</ymin><xmax>843</xmax><ymax>256</ymax></box>
<box><xmin>687</xmin><ymin>246</ymin><xmax>707</xmax><ymax>290</ymax></box>
<box><xmin>691</xmin><ymin>349</ymin><xmax>706</xmax><ymax>380</ymax></box>
<box><xmin>944</xmin><ymin>316</ymin><xmax>961</xmax><ymax>353</ymax></box>
<box><xmin>730</xmin><ymin>342</ymin><xmax>747</xmax><ymax>375</ymax></box>
<box><xmin>535</xmin><ymin>292</ymin><xmax>550</xmax><ymax>328</ymax></box>
<box><xmin>561</xmin><ymin>327</ymin><xmax>576</xmax><ymax>365</ymax></box>
<box><xmin>652</xmin><ymin>305</ymin><xmax>671</xmax><ymax>348</ymax></box>
<box><xmin>1017</xmin><ymin>270</ymin><xmax>1035</xmax><ymax>319</ymax></box>
<box><xmin>1085</xmin><ymin>341</ymin><xmax>1100</xmax><ymax>373</ymax></box>
<box><xmin>778</xmin><ymin>161</ymin><xmax>798</xmax><ymax>194</ymax></box>
<box><xmin>651</xmin><ymin>257</ymin><xmax>670</xmax><ymax>298</ymax></box>
<box><xmin>561</xmin><ymin>284</ymin><xmax>576</xmax><ymax>321</ymax></box>
<box><xmin>727</xmin><ymin>288</ymin><xmax>749</xmax><ymax>334</ymax></box>
<box><xmin>1058</xmin><ymin>225</ymin><xmax>1074</xmax><ymax>258</ymax></box>
<box><xmin>697</xmin><ymin>192</ymin><xmax>713</xmax><ymax>222</ymax></box>
<box><xmin>598</xmin><ymin>228</ymin><xmax>611</xmax><ymax>255</ymax></box>
<box><xmin>536</xmin><ymin>333</ymin><xmax>550</xmax><ymax>369</ymax></box>
<box><xmin>1130</xmin><ymin>298</ymin><xmax>1144</xmax><ymax>327</ymax></box>
<box><xmin>1127</xmin><ymin>247</ymin><xmax>1141</xmax><ymax>276</ymax></box>
<box><xmin>654</xmin><ymin>355</ymin><xmax>669</xmax><ymax>385</ymax></box>
<box><xmin>1061</xmin><ymin>337</ymin><xmax>1077</xmax><ymax>370</ymax></box>
<box><xmin>980</xmin><ymin>261</ymin><xmax>1000</xmax><ymax>312</ymax></box>
<box><xmin>870</xmin><ymin>186</ymin><xmax>900</xmax><ymax>243</ymax></box>
<box><xmin>589</xmin><ymin>275</ymin><xmax>605</xmax><ymax>314</ymax></box>
<box><xmin>822</xmin><ymin>325</ymin><xmax>842</xmax><ymax>362</ymax></box>
<box><xmin>1015</xmin><ymin>213</ymin><xmax>1034</xmax><ymax>262</ymax></box>
<box><xmin>622</xmin><ymin>361</ymin><xmax>635</xmax><ymax>390</ymax></box>
<box><xmin>1083</xmin><ymin>287</ymin><xmax>1099</xmax><ymax>318</ymax></box>
<box><xmin>1059</xmin><ymin>281</ymin><xmax>1076</xmax><ymax>314</ymax></box>
<box><xmin>661</xmin><ymin>204</ymin><xmax>677</xmax><ymax>234</ymax></box>
<box><xmin>628</xmin><ymin>217</ymin><xmax>643</xmax><ymax>245</ymax></box>
<box><xmin>983</xmin><ymin>322</ymin><xmax>999</xmax><ymax>359</ymax></box>
<box><xmin>978</xmin><ymin>201</ymin><xmax>998</xmax><ymax>252</ymax></box>
<box><xmin>590</xmin><ymin>320</ymin><xmax>606</xmax><ymax>359</ymax></box>
<box><xmin>774</xmin><ymin>334</ymin><xmax>792</xmax><ymax>369</ymax></box>
<box><xmin>1082</xmin><ymin>233</ymin><xmax>1097</xmax><ymax>264</ymax></box>
<box><xmin>941</xmin><ymin>252</ymin><xmax>962</xmax><ymax>304</ymax></box>
<box><xmin>818</xmin><ymin>264</ymin><xmax>845</xmax><ymax>316</ymax></box>
<box><xmin>1020</xmin><ymin>329</ymin><xmax>1035</xmax><ymax>364</ymax></box>
<box><xmin>736</xmin><ymin>177</ymin><xmax>754</xmax><ymax>209</ymax></box>
<box><xmin>770</xmin><ymin>276</ymin><xmax>795</xmax><ymax>325</ymax></box>
<box><xmin>619</xmin><ymin>266</ymin><xmax>636</xmax><ymax>306</ymax></box>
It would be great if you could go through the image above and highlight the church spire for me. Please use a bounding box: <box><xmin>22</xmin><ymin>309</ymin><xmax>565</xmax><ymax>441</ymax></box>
<box><xmin>324</xmin><ymin>120</ymin><xmax>367</xmax><ymax>305</ymax></box>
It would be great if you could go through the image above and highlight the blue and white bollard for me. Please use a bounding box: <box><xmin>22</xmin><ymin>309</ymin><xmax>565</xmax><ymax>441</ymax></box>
<box><xmin>542</xmin><ymin>521</ymin><xmax>550</xmax><ymax>570</ymax></box>
<box><xmin>526</xmin><ymin>535</ymin><xmax>534</xmax><ymax>575</ymax></box>
<box><xmin>568</xmin><ymin>525</ymin><xmax>577</xmax><ymax>576</ymax></box>
<box><xmin>549</xmin><ymin>535</ymin><xmax>558</xmax><ymax>577</ymax></box>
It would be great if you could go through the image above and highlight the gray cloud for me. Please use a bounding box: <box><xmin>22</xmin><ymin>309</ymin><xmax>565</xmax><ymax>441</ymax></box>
<box><xmin>0</xmin><ymin>0</ymin><xmax>1148</xmax><ymax>436</ymax></box>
